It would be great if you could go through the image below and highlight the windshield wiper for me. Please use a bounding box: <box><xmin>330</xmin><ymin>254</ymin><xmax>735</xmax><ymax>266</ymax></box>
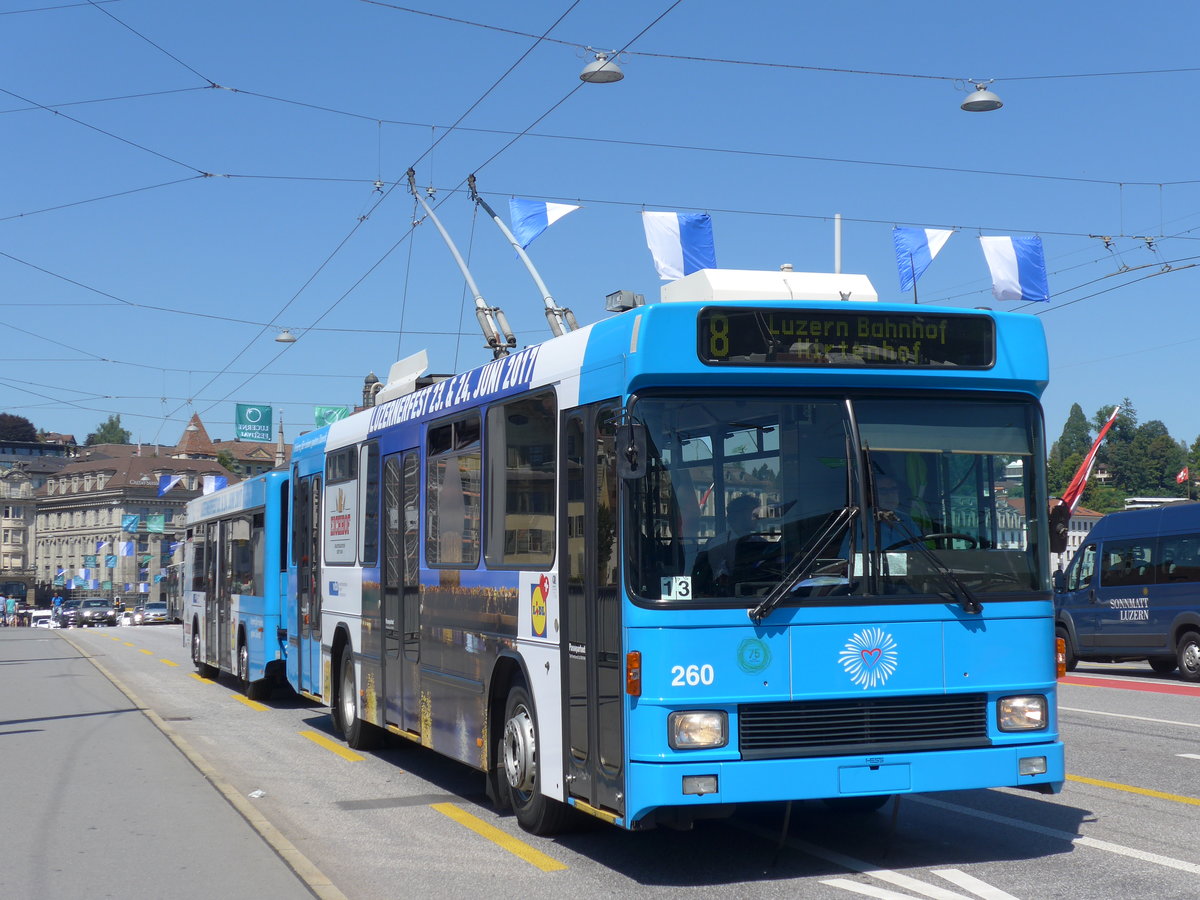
<box><xmin>749</xmin><ymin>506</ymin><xmax>858</xmax><ymax>624</ymax></box>
<box><xmin>876</xmin><ymin>510</ymin><xmax>982</xmax><ymax>615</ymax></box>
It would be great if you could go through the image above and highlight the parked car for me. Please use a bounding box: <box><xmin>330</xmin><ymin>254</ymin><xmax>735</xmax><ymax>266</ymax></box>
<box><xmin>53</xmin><ymin>599</ymin><xmax>81</xmax><ymax>628</ymax></box>
<box><xmin>140</xmin><ymin>601</ymin><xmax>169</xmax><ymax>625</ymax></box>
<box><xmin>77</xmin><ymin>598</ymin><xmax>117</xmax><ymax>627</ymax></box>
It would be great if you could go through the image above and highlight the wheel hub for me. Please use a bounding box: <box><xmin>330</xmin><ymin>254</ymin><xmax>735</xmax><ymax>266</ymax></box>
<box><xmin>502</xmin><ymin>706</ymin><xmax>536</xmax><ymax>793</ymax></box>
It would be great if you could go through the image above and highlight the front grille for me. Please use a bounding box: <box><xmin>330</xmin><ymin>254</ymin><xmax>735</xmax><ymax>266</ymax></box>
<box><xmin>738</xmin><ymin>693</ymin><xmax>990</xmax><ymax>760</ymax></box>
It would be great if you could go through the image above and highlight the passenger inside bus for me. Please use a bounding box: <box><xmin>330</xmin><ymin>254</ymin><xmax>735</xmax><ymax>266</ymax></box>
<box><xmin>693</xmin><ymin>494</ymin><xmax>773</xmax><ymax>593</ymax></box>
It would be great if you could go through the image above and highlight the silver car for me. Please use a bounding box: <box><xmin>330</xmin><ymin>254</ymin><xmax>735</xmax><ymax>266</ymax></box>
<box><xmin>141</xmin><ymin>601</ymin><xmax>169</xmax><ymax>624</ymax></box>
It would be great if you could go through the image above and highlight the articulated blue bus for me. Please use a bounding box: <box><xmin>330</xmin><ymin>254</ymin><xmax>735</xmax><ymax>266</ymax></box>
<box><xmin>288</xmin><ymin>267</ymin><xmax>1064</xmax><ymax>833</ymax></box>
<box><xmin>184</xmin><ymin>469</ymin><xmax>290</xmax><ymax>700</ymax></box>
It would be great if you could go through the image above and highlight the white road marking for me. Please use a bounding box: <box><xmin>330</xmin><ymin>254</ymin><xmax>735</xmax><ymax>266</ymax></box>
<box><xmin>822</xmin><ymin>879</ymin><xmax>932</xmax><ymax>899</ymax></box>
<box><xmin>915</xmin><ymin>796</ymin><xmax>1200</xmax><ymax>876</ymax></box>
<box><xmin>932</xmin><ymin>868</ymin><xmax>1021</xmax><ymax>900</ymax></box>
<box><xmin>1059</xmin><ymin>706</ymin><xmax>1200</xmax><ymax>729</ymax></box>
<box><xmin>785</xmin><ymin>836</ymin><xmax>975</xmax><ymax>899</ymax></box>
<box><xmin>1176</xmin><ymin>753</ymin><xmax>1200</xmax><ymax>760</ymax></box>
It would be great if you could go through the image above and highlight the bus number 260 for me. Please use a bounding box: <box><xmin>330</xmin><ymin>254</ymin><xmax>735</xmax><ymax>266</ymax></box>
<box><xmin>671</xmin><ymin>664</ymin><xmax>715</xmax><ymax>686</ymax></box>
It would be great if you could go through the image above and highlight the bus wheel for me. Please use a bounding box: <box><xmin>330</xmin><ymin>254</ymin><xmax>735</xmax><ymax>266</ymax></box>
<box><xmin>239</xmin><ymin>641</ymin><xmax>270</xmax><ymax>701</ymax></box>
<box><xmin>1056</xmin><ymin>627</ymin><xmax>1078</xmax><ymax>672</ymax></box>
<box><xmin>338</xmin><ymin>652</ymin><xmax>381</xmax><ymax>750</ymax></box>
<box><xmin>1177</xmin><ymin>632</ymin><xmax>1200</xmax><ymax>683</ymax></box>
<box><xmin>191</xmin><ymin>622</ymin><xmax>216</xmax><ymax>679</ymax></box>
<box><xmin>1149</xmin><ymin>656</ymin><xmax>1178</xmax><ymax>675</ymax></box>
<box><xmin>500</xmin><ymin>684</ymin><xmax>569</xmax><ymax>835</ymax></box>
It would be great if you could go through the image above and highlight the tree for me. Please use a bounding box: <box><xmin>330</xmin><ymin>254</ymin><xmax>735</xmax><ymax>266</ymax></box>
<box><xmin>0</xmin><ymin>413</ymin><xmax>37</xmax><ymax>442</ymax></box>
<box><xmin>85</xmin><ymin>414</ymin><xmax>131</xmax><ymax>445</ymax></box>
<box><xmin>215</xmin><ymin>449</ymin><xmax>241</xmax><ymax>475</ymax></box>
<box><xmin>1049</xmin><ymin>403</ymin><xmax>1091</xmax><ymax>464</ymax></box>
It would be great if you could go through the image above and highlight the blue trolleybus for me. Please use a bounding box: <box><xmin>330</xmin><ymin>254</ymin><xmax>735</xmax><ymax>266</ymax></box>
<box><xmin>288</xmin><ymin>267</ymin><xmax>1065</xmax><ymax>833</ymax></box>
<box><xmin>184</xmin><ymin>469</ymin><xmax>290</xmax><ymax>700</ymax></box>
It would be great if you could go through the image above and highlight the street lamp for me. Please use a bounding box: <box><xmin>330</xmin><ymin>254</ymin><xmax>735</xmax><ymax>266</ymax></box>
<box><xmin>961</xmin><ymin>81</ymin><xmax>1003</xmax><ymax>112</ymax></box>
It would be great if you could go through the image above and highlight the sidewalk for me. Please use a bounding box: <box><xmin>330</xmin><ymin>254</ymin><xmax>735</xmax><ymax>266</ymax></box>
<box><xmin>0</xmin><ymin>627</ymin><xmax>327</xmax><ymax>900</ymax></box>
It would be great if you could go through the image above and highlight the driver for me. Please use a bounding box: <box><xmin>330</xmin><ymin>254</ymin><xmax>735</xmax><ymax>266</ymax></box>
<box><xmin>873</xmin><ymin>474</ymin><xmax>925</xmax><ymax>550</ymax></box>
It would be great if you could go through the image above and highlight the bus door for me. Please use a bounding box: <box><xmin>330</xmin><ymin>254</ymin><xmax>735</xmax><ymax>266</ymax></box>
<box><xmin>561</xmin><ymin>403</ymin><xmax>624</xmax><ymax>818</ymax></box>
<box><xmin>217</xmin><ymin>520</ymin><xmax>232</xmax><ymax>669</ymax></box>
<box><xmin>293</xmin><ymin>474</ymin><xmax>323</xmax><ymax>694</ymax></box>
<box><xmin>382</xmin><ymin>450</ymin><xmax>422</xmax><ymax>734</ymax></box>
<box><xmin>204</xmin><ymin>521</ymin><xmax>219</xmax><ymax>664</ymax></box>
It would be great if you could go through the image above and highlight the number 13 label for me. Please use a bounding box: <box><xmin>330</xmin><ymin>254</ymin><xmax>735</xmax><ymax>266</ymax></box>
<box><xmin>661</xmin><ymin>576</ymin><xmax>692</xmax><ymax>600</ymax></box>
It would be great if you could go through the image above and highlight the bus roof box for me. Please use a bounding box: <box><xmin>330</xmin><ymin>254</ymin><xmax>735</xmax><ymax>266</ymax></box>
<box><xmin>660</xmin><ymin>268</ymin><xmax>878</xmax><ymax>304</ymax></box>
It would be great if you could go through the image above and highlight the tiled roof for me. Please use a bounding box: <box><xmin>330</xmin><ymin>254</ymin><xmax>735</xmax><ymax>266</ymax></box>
<box><xmin>172</xmin><ymin>413</ymin><xmax>217</xmax><ymax>457</ymax></box>
<box><xmin>36</xmin><ymin>454</ymin><xmax>238</xmax><ymax>498</ymax></box>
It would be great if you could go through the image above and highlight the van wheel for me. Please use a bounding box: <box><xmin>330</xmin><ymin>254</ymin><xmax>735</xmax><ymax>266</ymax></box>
<box><xmin>1177</xmin><ymin>632</ymin><xmax>1200</xmax><ymax>682</ymax></box>
<box><xmin>1149</xmin><ymin>656</ymin><xmax>1178</xmax><ymax>675</ymax></box>
<box><xmin>500</xmin><ymin>683</ymin><xmax>570</xmax><ymax>835</ymax></box>
<box><xmin>1056</xmin><ymin>627</ymin><xmax>1077</xmax><ymax>672</ymax></box>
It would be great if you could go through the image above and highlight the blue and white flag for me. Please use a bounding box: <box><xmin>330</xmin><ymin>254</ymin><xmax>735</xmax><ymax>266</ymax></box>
<box><xmin>979</xmin><ymin>235</ymin><xmax>1050</xmax><ymax>302</ymax></box>
<box><xmin>892</xmin><ymin>226</ymin><xmax>953</xmax><ymax>292</ymax></box>
<box><xmin>119</xmin><ymin>541</ymin><xmax>134</xmax><ymax>557</ymax></box>
<box><xmin>157</xmin><ymin>474</ymin><xmax>183</xmax><ymax>496</ymax></box>
<box><xmin>642</xmin><ymin>211</ymin><xmax>717</xmax><ymax>281</ymax></box>
<box><xmin>508</xmin><ymin>198</ymin><xmax>580</xmax><ymax>249</ymax></box>
<box><xmin>202</xmin><ymin>474</ymin><xmax>228</xmax><ymax>495</ymax></box>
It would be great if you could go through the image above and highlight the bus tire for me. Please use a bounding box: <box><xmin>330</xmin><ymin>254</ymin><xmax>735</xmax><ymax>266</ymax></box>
<box><xmin>239</xmin><ymin>639</ymin><xmax>270</xmax><ymax>701</ymax></box>
<box><xmin>1177</xmin><ymin>631</ymin><xmax>1200</xmax><ymax>683</ymax></box>
<box><xmin>500</xmin><ymin>683</ymin><xmax>570</xmax><ymax>836</ymax></box>
<box><xmin>338</xmin><ymin>651</ymin><xmax>382</xmax><ymax>750</ymax></box>
<box><xmin>191</xmin><ymin>620</ymin><xmax>216</xmax><ymax>679</ymax></box>
<box><xmin>1056</xmin><ymin>626</ymin><xmax>1077</xmax><ymax>672</ymax></box>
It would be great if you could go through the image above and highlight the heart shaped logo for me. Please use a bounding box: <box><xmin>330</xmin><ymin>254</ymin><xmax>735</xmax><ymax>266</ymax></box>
<box><xmin>861</xmin><ymin>648</ymin><xmax>882</xmax><ymax>666</ymax></box>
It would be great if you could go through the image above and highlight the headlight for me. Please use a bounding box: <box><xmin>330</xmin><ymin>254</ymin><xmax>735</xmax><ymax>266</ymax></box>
<box><xmin>668</xmin><ymin>711</ymin><xmax>727</xmax><ymax>749</ymax></box>
<box><xmin>998</xmin><ymin>695</ymin><xmax>1047</xmax><ymax>731</ymax></box>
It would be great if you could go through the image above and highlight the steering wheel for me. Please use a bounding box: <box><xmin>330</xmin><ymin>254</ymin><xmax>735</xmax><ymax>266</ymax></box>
<box><xmin>884</xmin><ymin>532</ymin><xmax>979</xmax><ymax>552</ymax></box>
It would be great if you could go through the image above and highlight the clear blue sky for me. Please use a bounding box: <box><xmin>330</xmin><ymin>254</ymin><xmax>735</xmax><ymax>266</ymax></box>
<box><xmin>5</xmin><ymin>1</ymin><xmax>1200</xmax><ymax>449</ymax></box>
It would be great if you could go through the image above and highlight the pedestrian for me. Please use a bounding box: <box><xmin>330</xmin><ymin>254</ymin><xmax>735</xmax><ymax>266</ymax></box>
<box><xmin>0</xmin><ymin>593</ymin><xmax>7</xmax><ymax>626</ymax></box>
<box><xmin>3</xmin><ymin>593</ymin><xmax>14</xmax><ymax>627</ymax></box>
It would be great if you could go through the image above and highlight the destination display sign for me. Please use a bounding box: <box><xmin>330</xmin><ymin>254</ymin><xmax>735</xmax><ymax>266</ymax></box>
<box><xmin>697</xmin><ymin>308</ymin><xmax>995</xmax><ymax>369</ymax></box>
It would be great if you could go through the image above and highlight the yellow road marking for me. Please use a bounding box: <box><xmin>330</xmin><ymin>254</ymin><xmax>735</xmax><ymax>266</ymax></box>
<box><xmin>432</xmin><ymin>802</ymin><xmax>567</xmax><ymax>872</ymax></box>
<box><xmin>160</xmin><ymin>659</ymin><xmax>179</xmax><ymax>667</ymax></box>
<box><xmin>123</xmin><ymin>642</ymin><xmax>135</xmax><ymax>647</ymax></box>
<box><xmin>299</xmin><ymin>730</ymin><xmax>363</xmax><ymax>762</ymax></box>
<box><xmin>139</xmin><ymin>648</ymin><xmax>154</xmax><ymax>655</ymax></box>
<box><xmin>188</xmin><ymin>673</ymin><xmax>215</xmax><ymax>684</ymax></box>
<box><xmin>1068</xmin><ymin>774</ymin><xmax>1200</xmax><ymax>807</ymax></box>
<box><xmin>234</xmin><ymin>694</ymin><xmax>269</xmax><ymax>712</ymax></box>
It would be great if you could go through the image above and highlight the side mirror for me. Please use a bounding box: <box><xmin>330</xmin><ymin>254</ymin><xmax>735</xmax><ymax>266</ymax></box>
<box><xmin>1048</xmin><ymin>502</ymin><xmax>1070</xmax><ymax>555</ymax></box>
<box><xmin>1052</xmin><ymin>569</ymin><xmax>1067</xmax><ymax>592</ymax></box>
<box><xmin>615</xmin><ymin>423</ymin><xmax>647</xmax><ymax>480</ymax></box>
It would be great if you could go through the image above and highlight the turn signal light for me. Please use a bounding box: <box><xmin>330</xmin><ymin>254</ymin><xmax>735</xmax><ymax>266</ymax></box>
<box><xmin>626</xmin><ymin>651</ymin><xmax>642</xmax><ymax>696</ymax></box>
<box><xmin>1055</xmin><ymin>637</ymin><xmax>1066</xmax><ymax>678</ymax></box>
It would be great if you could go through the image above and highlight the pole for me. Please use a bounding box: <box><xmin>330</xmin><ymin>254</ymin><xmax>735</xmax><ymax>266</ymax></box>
<box><xmin>909</xmin><ymin>253</ymin><xmax>918</xmax><ymax>304</ymax></box>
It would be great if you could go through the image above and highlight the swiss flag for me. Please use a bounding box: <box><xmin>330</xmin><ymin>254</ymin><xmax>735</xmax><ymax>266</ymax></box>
<box><xmin>1177</xmin><ymin>466</ymin><xmax>1190</xmax><ymax>484</ymax></box>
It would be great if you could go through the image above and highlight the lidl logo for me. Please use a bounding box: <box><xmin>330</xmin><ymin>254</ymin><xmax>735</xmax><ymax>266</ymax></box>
<box><xmin>531</xmin><ymin>574</ymin><xmax>549</xmax><ymax>637</ymax></box>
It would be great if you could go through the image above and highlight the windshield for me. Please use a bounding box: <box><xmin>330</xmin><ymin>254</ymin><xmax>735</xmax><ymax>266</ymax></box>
<box><xmin>82</xmin><ymin>600</ymin><xmax>108</xmax><ymax>608</ymax></box>
<box><xmin>627</xmin><ymin>394</ymin><xmax>1045</xmax><ymax>604</ymax></box>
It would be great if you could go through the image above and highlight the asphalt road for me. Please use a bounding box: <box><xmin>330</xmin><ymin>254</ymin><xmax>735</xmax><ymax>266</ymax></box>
<box><xmin>0</xmin><ymin>625</ymin><xmax>324</xmax><ymax>900</ymax></box>
<box><xmin>12</xmin><ymin>623</ymin><xmax>1200</xmax><ymax>899</ymax></box>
